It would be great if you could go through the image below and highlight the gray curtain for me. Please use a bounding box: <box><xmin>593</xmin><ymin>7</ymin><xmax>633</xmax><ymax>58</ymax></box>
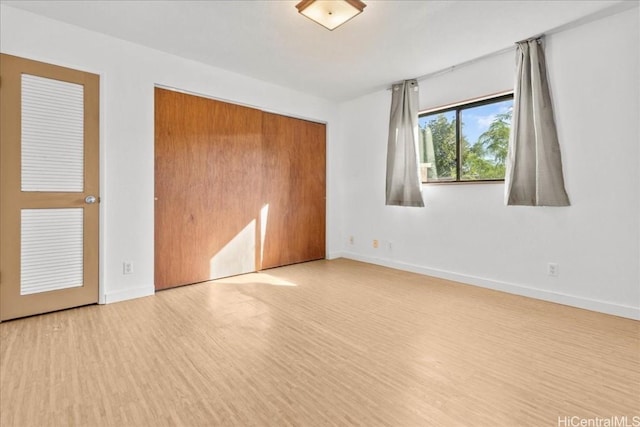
<box><xmin>504</xmin><ymin>38</ymin><xmax>570</xmax><ymax>206</ymax></box>
<box><xmin>386</xmin><ymin>79</ymin><xmax>424</xmax><ymax>207</ymax></box>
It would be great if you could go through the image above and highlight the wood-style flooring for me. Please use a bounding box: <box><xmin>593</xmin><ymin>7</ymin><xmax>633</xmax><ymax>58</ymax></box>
<box><xmin>1</xmin><ymin>259</ymin><xmax>638</xmax><ymax>426</ymax></box>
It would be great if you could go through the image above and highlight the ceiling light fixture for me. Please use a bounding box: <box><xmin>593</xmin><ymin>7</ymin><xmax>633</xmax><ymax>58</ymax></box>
<box><xmin>295</xmin><ymin>0</ymin><xmax>366</xmax><ymax>31</ymax></box>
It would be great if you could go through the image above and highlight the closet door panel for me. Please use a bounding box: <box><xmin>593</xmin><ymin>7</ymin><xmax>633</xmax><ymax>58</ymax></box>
<box><xmin>154</xmin><ymin>88</ymin><xmax>262</xmax><ymax>290</ymax></box>
<box><xmin>261</xmin><ymin>113</ymin><xmax>325</xmax><ymax>270</ymax></box>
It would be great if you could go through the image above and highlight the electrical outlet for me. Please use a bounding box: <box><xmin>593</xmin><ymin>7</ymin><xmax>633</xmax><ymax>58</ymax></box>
<box><xmin>387</xmin><ymin>241</ymin><xmax>393</xmax><ymax>251</ymax></box>
<box><xmin>349</xmin><ymin>236</ymin><xmax>354</xmax><ymax>245</ymax></box>
<box><xmin>123</xmin><ymin>261</ymin><xmax>133</xmax><ymax>275</ymax></box>
<box><xmin>373</xmin><ymin>239</ymin><xmax>379</xmax><ymax>249</ymax></box>
<box><xmin>547</xmin><ymin>262</ymin><xmax>558</xmax><ymax>277</ymax></box>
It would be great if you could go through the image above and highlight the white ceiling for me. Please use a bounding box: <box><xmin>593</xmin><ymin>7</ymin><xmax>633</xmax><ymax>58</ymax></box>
<box><xmin>2</xmin><ymin>0</ymin><xmax>631</xmax><ymax>101</ymax></box>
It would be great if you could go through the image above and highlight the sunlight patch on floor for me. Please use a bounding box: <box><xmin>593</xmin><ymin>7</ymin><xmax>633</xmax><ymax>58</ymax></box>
<box><xmin>214</xmin><ymin>272</ymin><xmax>297</xmax><ymax>287</ymax></box>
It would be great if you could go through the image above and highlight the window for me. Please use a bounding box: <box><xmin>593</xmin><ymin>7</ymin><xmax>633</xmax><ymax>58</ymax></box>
<box><xmin>418</xmin><ymin>93</ymin><xmax>513</xmax><ymax>183</ymax></box>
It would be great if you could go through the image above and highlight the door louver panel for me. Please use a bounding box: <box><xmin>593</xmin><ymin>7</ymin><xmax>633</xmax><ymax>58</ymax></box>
<box><xmin>20</xmin><ymin>208</ymin><xmax>84</xmax><ymax>295</ymax></box>
<box><xmin>21</xmin><ymin>74</ymin><xmax>84</xmax><ymax>192</ymax></box>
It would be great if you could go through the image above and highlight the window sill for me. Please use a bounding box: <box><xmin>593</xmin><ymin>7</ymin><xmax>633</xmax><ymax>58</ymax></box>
<box><xmin>421</xmin><ymin>179</ymin><xmax>504</xmax><ymax>186</ymax></box>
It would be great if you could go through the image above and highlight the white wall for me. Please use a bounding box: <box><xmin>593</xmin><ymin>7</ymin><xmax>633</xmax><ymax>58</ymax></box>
<box><xmin>0</xmin><ymin>5</ymin><xmax>342</xmax><ymax>303</ymax></box>
<box><xmin>337</xmin><ymin>7</ymin><xmax>640</xmax><ymax>319</ymax></box>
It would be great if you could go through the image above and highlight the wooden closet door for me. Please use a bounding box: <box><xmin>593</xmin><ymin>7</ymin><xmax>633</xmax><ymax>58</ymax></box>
<box><xmin>261</xmin><ymin>113</ymin><xmax>326</xmax><ymax>270</ymax></box>
<box><xmin>154</xmin><ymin>88</ymin><xmax>263</xmax><ymax>290</ymax></box>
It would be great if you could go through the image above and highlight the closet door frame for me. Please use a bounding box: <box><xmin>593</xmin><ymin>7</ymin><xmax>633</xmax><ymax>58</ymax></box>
<box><xmin>154</xmin><ymin>87</ymin><xmax>326</xmax><ymax>290</ymax></box>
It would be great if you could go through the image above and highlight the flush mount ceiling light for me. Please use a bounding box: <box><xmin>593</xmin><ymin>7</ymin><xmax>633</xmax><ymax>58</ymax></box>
<box><xmin>295</xmin><ymin>0</ymin><xmax>366</xmax><ymax>31</ymax></box>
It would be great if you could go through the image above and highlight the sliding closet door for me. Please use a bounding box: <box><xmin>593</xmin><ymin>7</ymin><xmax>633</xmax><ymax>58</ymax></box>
<box><xmin>154</xmin><ymin>88</ymin><xmax>262</xmax><ymax>290</ymax></box>
<box><xmin>261</xmin><ymin>113</ymin><xmax>326</xmax><ymax>270</ymax></box>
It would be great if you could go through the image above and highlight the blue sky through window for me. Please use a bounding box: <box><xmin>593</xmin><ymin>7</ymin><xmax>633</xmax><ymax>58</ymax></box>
<box><xmin>463</xmin><ymin>100</ymin><xmax>512</xmax><ymax>143</ymax></box>
<box><xmin>419</xmin><ymin>99</ymin><xmax>512</xmax><ymax>144</ymax></box>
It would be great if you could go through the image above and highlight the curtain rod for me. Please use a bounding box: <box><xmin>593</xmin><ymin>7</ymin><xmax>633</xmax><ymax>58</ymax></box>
<box><xmin>389</xmin><ymin>0</ymin><xmax>637</xmax><ymax>89</ymax></box>
<box><xmin>413</xmin><ymin>45</ymin><xmax>515</xmax><ymax>84</ymax></box>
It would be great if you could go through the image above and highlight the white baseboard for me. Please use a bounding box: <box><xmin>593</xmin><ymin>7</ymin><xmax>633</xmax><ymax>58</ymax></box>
<box><xmin>103</xmin><ymin>285</ymin><xmax>154</xmax><ymax>304</ymax></box>
<box><xmin>326</xmin><ymin>251</ymin><xmax>346</xmax><ymax>260</ymax></box>
<box><xmin>340</xmin><ymin>252</ymin><xmax>640</xmax><ymax>321</ymax></box>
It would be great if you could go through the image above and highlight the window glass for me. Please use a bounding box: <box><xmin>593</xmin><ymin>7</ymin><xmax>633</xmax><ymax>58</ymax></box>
<box><xmin>460</xmin><ymin>99</ymin><xmax>512</xmax><ymax>181</ymax></box>
<box><xmin>418</xmin><ymin>94</ymin><xmax>513</xmax><ymax>183</ymax></box>
<box><xmin>418</xmin><ymin>110</ymin><xmax>456</xmax><ymax>182</ymax></box>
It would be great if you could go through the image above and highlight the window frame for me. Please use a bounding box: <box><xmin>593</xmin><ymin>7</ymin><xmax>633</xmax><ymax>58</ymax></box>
<box><xmin>418</xmin><ymin>92</ymin><xmax>514</xmax><ymax>184</ymax></box>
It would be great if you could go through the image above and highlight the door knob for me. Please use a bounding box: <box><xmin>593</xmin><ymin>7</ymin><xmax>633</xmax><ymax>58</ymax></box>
<box><xmin>85</xmin><ymin>195</ymin><xmax>97</xmax><ymax>204</ymax></box>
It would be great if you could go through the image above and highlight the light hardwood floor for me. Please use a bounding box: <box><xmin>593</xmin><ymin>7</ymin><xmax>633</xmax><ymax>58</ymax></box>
<box><xmin>1</xmin><ymin>259</ymin><xmax>638</xmax><ymax>426</ymax></box>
